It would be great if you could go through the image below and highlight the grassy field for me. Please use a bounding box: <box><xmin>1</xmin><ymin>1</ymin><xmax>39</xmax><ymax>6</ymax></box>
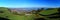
<box><xmin>0</xmin><ymin>13</ymin><xmax>35</xmax><ymax>20</ymax></box>
<box><xmin>40</xmin><ymin>8</ymin><xmax>58</xmax><ymax>15</ymax></box>
<box><xmin>0</xmin><ymin>7</ymin><xmax>59</xmax><ymax>20</ymax></box>
<box><xmin>0</xmin><ymin>7</ymin><xmax>35</xmax><ymax>20</ymax></box>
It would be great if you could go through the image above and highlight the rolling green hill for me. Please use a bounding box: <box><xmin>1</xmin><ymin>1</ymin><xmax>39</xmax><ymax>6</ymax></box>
<box><xmin>0</xmin><ymin>7</ymin><xmax>34</xmax><ymax>20</ymax></box>
<box><xmin>0</xmin><ymin>7</ymin><xmax>59</xmax><ymax>20</ymax></box>
<box><xmin>40</xmin><ymin>8</ymin><xmax>58</xmax><ymax>15</ymax></box>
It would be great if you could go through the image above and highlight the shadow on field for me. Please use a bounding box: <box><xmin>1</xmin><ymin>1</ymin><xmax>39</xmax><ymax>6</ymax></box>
<box><xmin>0</xmin><ymin>17</ymin><xmax>10</xmax><ymax>20</ymax></box>
<box><xmin>34</xmin><ymin>18</ymin><xmax>46</xmax><ymax>20</ymax></box>
<box><xmin>34</xmin><ymin>8</ymin><xmax>60</xmax><ymax>20</ymax></box>
<box><xmin>48</xmin><ymin>8</ymin><xmax>60</xmax><ymax>19</ymax></box>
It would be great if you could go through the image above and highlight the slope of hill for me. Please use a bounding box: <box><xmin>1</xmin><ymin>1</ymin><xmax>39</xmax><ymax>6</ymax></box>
<box><xmin>0</xmin><ymin>7</ymin><xmax>59</xmax><ymax>20</ymax></box>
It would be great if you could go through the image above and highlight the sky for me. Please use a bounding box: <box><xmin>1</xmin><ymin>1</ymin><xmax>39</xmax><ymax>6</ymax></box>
<box><xmin>0</xmin><ymin>0</ymin><xmax>60</xmax><ymax>8</ymax></box>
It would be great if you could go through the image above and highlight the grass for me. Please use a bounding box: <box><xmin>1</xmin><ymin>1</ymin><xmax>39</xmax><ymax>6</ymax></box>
<box><xmin>0</xmin><ymin>12</ymin><xmax>35</xmax><ymax>20</ymax></box>
<box><xmin>0</xmin><ymin>7</ymin><xmax>59</xmax><ymax>20</ymax></box>
<box><xmin>40</xmin><ymin>9</ymin><xmax>58</xmax><ymax>15</ymax></box>
<box><xmin>0</xmin><ymin>7</ymin><xmax>26</xmax><ymax>20</ymax></box>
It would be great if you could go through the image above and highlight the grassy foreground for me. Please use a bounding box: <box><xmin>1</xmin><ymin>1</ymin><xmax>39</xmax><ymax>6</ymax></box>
<box><xmin>0</xmin><ymin>7</ymin><xmax>59</xmax><ymax>20</ymax></box>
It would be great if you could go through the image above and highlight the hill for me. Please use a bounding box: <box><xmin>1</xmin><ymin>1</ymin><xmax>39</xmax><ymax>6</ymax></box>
<box><xmin>0</xmin><ymin>7</ymin><xmax>59</xmax><ymax>20</ymax></box>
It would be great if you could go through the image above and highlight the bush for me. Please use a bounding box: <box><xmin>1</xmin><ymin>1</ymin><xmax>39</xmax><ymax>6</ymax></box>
<box><xmin>0</xmin><ymin>11</ymin><xmax>4</xmax><ymax>13</ymax></box>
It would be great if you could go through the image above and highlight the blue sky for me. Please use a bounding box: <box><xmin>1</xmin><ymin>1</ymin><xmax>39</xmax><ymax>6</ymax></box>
<box><xmin>0</xmin><ymin>0</ymin><xmax>60</xmax><ymax>8</ymax></box>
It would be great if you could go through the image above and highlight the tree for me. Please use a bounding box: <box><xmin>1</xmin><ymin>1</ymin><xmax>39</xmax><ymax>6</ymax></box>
<box><xmin>0</xmin><ymin>11</ymin><xmax>4</xmax><ymax>13</ymax></box>
<box><xmin>33</xmin><ymin>8</ymin><xmax>46</xmax><ymax>20</ymax></box>
<box><xmin>37</xmin><ymin>8</ymin><xmax>44</xmax><ymax>12</ymax></box>
<box><xmin>7</xmin><ymin>8</ymin><xmax>11</xmax><ymax>12</ymax></box>
<box><xmin>31</xmin><ymin>8</ymin><xmax>44</xmax><ymax>18</ymax></box>
<box><xmin>46</xmin><ymin>8</ymin><xmax>54</xmax><ymax>10</ymax></box>
<box><xmin>58</xmin><ymin>8</ymin><xmax>60</xmax><ymax>13</ymax></box>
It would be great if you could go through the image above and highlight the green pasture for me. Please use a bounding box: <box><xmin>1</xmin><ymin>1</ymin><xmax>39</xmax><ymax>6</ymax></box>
<box><xmin>0</xmin><ymin>7</ymin><xmax>59</xmax><ymax>20</ymax></box>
